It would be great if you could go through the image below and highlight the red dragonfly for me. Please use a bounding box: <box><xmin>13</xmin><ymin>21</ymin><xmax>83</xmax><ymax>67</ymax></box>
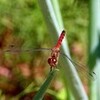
<box><xmin>3</xmin><ymin>30</ymin><xmax>96</xmax><ymax>80</ymax></box>
<box><xmin>48</xmin><ymin>30</ymin><xmax>65</xmax><ymax>70</ymax></box>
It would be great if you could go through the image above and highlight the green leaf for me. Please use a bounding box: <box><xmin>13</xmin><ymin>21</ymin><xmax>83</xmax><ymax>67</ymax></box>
<box><xmin>33</xmin><ymin>69</ymin><xmax>58</xmax><ymax>100</ymax></box>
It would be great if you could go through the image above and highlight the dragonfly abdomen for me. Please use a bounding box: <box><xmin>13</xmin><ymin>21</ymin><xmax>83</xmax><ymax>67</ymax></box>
<box><xmin>55</xmin><ymin>30</ymin><xmax>65</xmax><ymax>48</ymax></box>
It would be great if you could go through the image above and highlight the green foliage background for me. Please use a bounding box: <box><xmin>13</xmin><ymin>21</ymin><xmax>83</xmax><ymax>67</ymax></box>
<box><xmin>0</xmin><ymin>0</ymin><xmax>89</xmax><ymax>99</ymax></box>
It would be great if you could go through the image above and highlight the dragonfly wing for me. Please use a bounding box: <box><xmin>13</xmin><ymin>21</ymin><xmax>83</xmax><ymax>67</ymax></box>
<box><xmin>60</xmin><ymin>52</ymin><xmax>96</xmax><ymax>81</ymax></box>
<box><xmin>3</xmin><ymin>48</ymin><xmax>52</xmax><ymax>53</ymax></box>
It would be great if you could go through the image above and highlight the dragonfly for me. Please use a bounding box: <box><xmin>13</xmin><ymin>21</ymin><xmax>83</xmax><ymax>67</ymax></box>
<box><xmin>3</xmin><ymin>30</ymin><xmax>96</xmax><ymax>80</ymax></box>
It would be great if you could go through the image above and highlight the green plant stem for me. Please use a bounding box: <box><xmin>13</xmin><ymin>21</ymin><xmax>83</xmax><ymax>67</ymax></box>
<box><xmin>88</xmin><ymin>0</ymin><xmax>100</xmax><ymax>100</ymax></box>
<box><xmin>33</xmin><ymin>69</ymin><xmax>58</xmax><ymax>100</ymax></box>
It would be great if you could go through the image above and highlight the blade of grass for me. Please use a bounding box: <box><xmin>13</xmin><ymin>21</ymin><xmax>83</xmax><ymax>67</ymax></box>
<box><xmin>15</xmin><ymin>82</ymin><xmax>35</xmax><ymax>99</ymax></box>
<box><xmin>88</xmin><ymin>0</ymin><xmax>100</xmax><ymax>100</ymax></box>
<box><xmin>33</xmin><ymin>69</ymin><xmax>58</xmax><ymax>100</ymax></box>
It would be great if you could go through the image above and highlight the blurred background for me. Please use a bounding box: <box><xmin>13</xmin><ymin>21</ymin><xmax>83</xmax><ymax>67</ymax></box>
<box><xmin>0</xmin><ymin>0</ymin><xmax>99</xmax><ymax>100</ymax></box>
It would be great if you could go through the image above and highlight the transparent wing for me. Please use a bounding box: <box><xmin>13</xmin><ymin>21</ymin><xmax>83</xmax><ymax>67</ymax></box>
<box><xmin>60</xmin><ymin>52</ymin><xmax>96</xmax><ymax>81</ymax></box>
<box><xmin>2</xmin><ymin>44</ymin><xmax>96</xmax><ymax>80</ymax></box>
<box><xmin>3</xmin><ymin>44</ymin><xmax>52</xmax><ymax>53</ymax></box>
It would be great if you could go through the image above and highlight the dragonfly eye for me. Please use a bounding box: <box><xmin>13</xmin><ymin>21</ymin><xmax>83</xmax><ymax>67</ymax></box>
<box><xmin>48</xmin><ymin>58</ymin><xmax>52</xmax><ymax>65</ymax></box>
<box><xmin>52</xmin><ymin>57</ymin><xmax>57</xmax><ymax>63</ymax></box>
<box><xmin>48</xmin><ymin>57</ymin><xmax>57</xmax><ymax>67</ymax></box>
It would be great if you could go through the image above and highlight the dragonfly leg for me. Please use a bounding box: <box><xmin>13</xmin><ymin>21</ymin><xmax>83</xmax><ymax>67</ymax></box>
<box><xmin>50</xmin><ymin>66</ymin><xmax>53</xmax><ymax>71</ymax></box>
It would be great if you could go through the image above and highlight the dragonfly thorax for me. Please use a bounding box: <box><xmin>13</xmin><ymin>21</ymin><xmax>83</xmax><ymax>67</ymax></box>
<box><xmin>51</xmin><ymin>47</ymin><xmax>60</xmax><ymax>57</ymax></box>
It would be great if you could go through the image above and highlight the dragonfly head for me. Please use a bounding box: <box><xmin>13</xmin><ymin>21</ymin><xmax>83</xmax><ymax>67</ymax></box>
<box><xmin>48</xmin><ymin>56</ymin><xmax>57</xmax><ymax>67</ymax></box>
